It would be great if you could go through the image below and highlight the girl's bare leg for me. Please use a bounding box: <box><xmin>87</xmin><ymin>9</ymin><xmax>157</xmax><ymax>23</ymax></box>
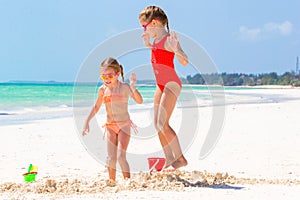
<box><xmin>157</xmin><ymin>84</ymin><xmax>188</xmax><ymax>169</ymax></box>
<box><xmin>117</xmin><ymin>125</ymin><xmax>131</xmax><ymax>179</ymax></box>
<box><xmin>154</xmin><ymin>87</ymin><xmax>175</xmax><ymax>167</ymax></box>
<box><xmin>106</xmin><ymin>129</ymin><xmax>118</xmax><ymax>180</ymax></box>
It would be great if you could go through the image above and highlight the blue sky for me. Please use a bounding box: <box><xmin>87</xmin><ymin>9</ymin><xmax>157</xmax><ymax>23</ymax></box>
<box><xmin>0</xmin><ymin>0</ymin><xmax>299</xmax><ymax>82</ymax></box>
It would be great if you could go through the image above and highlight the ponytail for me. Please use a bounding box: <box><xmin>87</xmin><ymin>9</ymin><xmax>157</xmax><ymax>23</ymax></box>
<box><xmin>166</xmin><ymin>22</ymin><xmax>170</xmax><ymax>33</ymax></box>
<box><xmin>119</xmin><ymin>64</ymin><xmax>124</xmax><ymax>82</ymax></box>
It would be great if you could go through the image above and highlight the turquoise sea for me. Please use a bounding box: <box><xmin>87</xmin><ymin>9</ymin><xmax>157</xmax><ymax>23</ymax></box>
<box><xmin>0</xmin><ymin>82</ymin><xmax>255</xmax><ymax>125</ymax></box>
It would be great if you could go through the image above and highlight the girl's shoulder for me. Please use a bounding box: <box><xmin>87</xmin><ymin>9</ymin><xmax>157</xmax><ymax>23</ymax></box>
<box><xmin>119</xmin><ymin>82</ymin><xmax>131</xmax><ymax>90</ymax></box>
<box><xmin>119</xmin><ymin>82</ymin><xmax>133</xmax><ymax>96</ymax></box>
<box><xmin>120</xmin><ymin>81</ymin><xmax>129</xmax><ymax>86</ymax></box>
<box><xmin>98</xmin><ymin>84</ymin><xmax>107</xmax><ymax>95</ymax></box>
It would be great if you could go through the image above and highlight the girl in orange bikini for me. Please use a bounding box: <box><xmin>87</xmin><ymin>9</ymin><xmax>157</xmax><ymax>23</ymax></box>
<box><xmin>139</xmin><ymin>6</ymin><xmax>188</xmax><ymax>170</ymax></box>
<box><xmin>82</xmin><ymin>57</ymin><xmax>143</xmax><ymax>181</ymax></box>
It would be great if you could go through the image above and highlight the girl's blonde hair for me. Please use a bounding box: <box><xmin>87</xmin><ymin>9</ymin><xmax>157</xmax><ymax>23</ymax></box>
<box><xmin>139</xmin><ymin>5</ymin><xmax>170</xmax><ymax>33</ymax></box>
<box><xmin>100</xmin><ymin>57</ymin><xmax>124</xmax><ymax>82</ymax></box>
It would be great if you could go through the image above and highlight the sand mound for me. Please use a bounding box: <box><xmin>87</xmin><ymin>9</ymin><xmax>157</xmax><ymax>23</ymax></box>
<box><xmin>1</xmin><ymin>170</ymin><xmax>299</xmax><ymax>195</ymax></box>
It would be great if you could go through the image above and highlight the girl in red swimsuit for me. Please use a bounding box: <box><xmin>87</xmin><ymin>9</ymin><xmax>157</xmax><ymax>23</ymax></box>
<box><xmin>82</xmin><ymin>57</ymin><xmax>143</xmax><ymax>181</ymax></box>
<box><xmin>139</xmin><ymin>6</ymin><xmax>188</xmax><ymax>170</ymax></box>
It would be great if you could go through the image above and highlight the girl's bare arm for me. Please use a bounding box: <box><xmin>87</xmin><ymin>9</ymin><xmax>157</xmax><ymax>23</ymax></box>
<box><xmin>166</xmin><ymin>32</ymin><xmax>188</xmax><ymax>66</ymax></box>
<box><xmin>82</xmin><ymin>87</ymin><xmax>104</xmax><ymax>135</ymax></box>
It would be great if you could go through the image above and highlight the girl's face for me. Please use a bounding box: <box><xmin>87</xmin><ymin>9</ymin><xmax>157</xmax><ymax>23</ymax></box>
<box><xmin>139</xmin><ymin>18</ymin><xmax>156</xmax><ymax>38</ymax></box>
<box><xmin>100</xmin><ymin>67</ymin><xmax>120</xmax><ymax>85</ymax></box>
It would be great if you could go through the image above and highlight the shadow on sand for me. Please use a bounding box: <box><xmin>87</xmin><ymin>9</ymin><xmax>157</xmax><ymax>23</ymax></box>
<box><xmin>172</xmin><ymin>175</ymin><xmax>244</xmax><ymax>190</ymax></box>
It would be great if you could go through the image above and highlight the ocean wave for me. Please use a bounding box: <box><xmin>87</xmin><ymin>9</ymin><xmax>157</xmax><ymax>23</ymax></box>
<box><xmin>0</xmin><ymin>105</ymin><xmax>74</xmax><ymax>126</ymax></box>
<box><xmin>0</xmin><ymin>112</ymin><xmax>11</xmax><ymax>116</ymax></box>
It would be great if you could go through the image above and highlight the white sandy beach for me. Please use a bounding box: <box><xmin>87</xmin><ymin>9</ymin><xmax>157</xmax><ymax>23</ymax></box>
<box><xmin>0</xmin><ymin>87</ymin><xmax>300</xmax><ymax>199</ymax></box>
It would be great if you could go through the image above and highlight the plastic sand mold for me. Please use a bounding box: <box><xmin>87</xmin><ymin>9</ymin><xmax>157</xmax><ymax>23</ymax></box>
<box><xmin>147</xmin><ymin>157</ymin><xmax>166</xmax><ymax>173</ymax></box>
<box><xmin>23</xmin><ymin>164</ymin><xmax>38</xmax><ymax>182</ymax></box>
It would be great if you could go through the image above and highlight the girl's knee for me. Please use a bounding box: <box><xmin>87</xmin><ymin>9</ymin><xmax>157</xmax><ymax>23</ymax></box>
<box><xmin>154</xmin><ymin>122</ymin><xmax>161</xmax><ymax>132</ymax></box>
<box><xmin>117</xmin><ymin>154</ymin><xmax>127</xmax><ymax>164</ymax></box>
<box><xmin>155</xmin><ymin>121</ymin><xmax>170</xmax><ymax>133</ymax></box>
<box><xmin>107</xmin><ymin>156</ymin><xmax>117</xmax><ymax>165</ymax></box>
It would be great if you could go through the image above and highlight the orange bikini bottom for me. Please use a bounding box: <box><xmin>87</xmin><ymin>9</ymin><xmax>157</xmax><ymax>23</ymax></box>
<box><xmin>102</xmin><ymin>120</ymin><xmax>138</xmax><ymax>135</ymax></box>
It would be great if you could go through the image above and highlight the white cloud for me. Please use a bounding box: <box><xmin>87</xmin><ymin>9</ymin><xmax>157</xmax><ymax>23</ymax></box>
<box><xmin>238</xmin><ymin>26</ymin><xmax>261</xmax><ymax>40</ymax></box>
<box><xmin>264</xmin><ymin>21</ymin><xmax>293</xmax><ymax>35</ymax></box>
<box><xmin>238</xmin><ymin>21</ymin><xmax>293</xmax><ymax>40</ymax></box>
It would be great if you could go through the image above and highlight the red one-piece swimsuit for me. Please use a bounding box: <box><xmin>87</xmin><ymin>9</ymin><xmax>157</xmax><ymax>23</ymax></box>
<box><xmin>151</xmin><ymin>34</ymin><xmax>182</xmax><ymax>92</ymax></box>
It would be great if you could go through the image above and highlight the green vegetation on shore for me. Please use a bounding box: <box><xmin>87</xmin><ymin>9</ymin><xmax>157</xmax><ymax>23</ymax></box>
<box><xmin>182</xmin><ymin>71</ymin><xmax>300</xmax><ymax>87</ymax></box>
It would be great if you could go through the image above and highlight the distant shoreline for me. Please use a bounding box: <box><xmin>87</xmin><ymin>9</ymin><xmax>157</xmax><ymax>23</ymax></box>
<box><xmin>0</xmin><ymin>80</ymin><xmax>298</xmax><ymax>88</ymax></box>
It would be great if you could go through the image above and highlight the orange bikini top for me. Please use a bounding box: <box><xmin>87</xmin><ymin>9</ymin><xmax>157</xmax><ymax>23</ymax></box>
<box><xmin>103</xmin><ymin>94</ymin><xmax>126</xmax><ymax>104</ymax></box>
<box><xmin>102</xmin><ymin>82</ymin><xmax>127</xmax><ymax>104</ymax></box>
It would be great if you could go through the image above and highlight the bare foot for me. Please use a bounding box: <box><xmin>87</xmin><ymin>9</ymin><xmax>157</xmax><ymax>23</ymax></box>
<box><xmin>106</xmin><ymin>179</ymin><xmax>117</xmax><ymax>187</ymax></box>
<box><xmin>163</xmin><ymin>155</ymin><xmax>176</xmax><ymax>169</ymax></box>
<box><xmin>164</xmin><ymin>160</ymin><xmax>174</xmax><ymax>169</ymax></box>
<box><xmin>171</xmin><ymin>156</ymin><xmax>188</xmax><ymax>169</ymax></box>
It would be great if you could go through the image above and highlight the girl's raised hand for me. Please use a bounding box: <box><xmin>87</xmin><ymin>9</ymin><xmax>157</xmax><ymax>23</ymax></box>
<box><xmin>129</xmin><ymin>72</ymin><xmax>143</xmax><ymax>103</ymax></box>
<box><xmin>167</xmin><ymin>31</ymin><xmax>180</xmax><ymax>53</ymax></box>
<box><xmin>130</xmin><ymin>72</ymin><xmax>137</xmax><ymax>86</ymax></box>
